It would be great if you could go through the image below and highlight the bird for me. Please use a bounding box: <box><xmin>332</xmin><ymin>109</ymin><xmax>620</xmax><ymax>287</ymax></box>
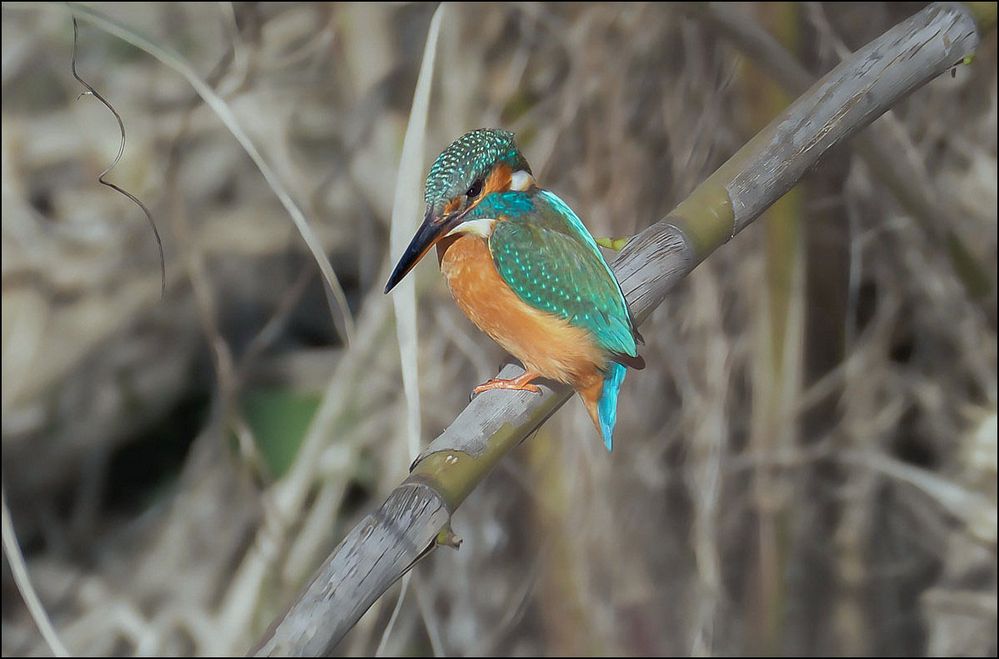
<box><xmin>384</xmin><ymin>129</ymin><xmax>644</xmax><ymax>451</ymax></box>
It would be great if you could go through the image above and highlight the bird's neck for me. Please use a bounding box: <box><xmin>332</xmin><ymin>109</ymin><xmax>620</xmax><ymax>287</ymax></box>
<box><xmin>484</xmin><ymin>163</ymin><xmax>536</xmax><ymax>196</ymax></box>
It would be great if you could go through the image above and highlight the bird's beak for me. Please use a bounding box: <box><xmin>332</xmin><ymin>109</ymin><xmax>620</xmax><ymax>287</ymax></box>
<box><xmin>384</xmin><ymin>207</ymin><xmax>464</xmax><ymax>293</ymax></box>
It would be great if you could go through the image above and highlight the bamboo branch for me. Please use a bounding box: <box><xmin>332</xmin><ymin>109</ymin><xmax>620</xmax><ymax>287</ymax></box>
<box><xmin>688</xmin><ymin>1</ymin><xmax>994</xmax><ymax>299</ymax></box>
<box><xmin>252</xmin><ymin>4</ymin><xmax>985</xmax><ymax>656</ymax></box>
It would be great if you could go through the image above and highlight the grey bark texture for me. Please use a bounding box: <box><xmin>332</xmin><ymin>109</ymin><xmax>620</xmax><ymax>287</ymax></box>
<box><xmin>252</xmin><ymin>485</ymin><xmax>451</xmax><ymax>656</ymax></box>
<box><xmin>724</xmin><ymin>2</ymin><xmax>979</xmax><ymax>235</ymax></box>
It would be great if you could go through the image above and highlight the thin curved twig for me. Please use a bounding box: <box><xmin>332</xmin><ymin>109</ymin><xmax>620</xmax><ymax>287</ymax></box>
<box><xmin>71</xmin><ymin>16</ymin><xmax>166</xmax><ymax>299</ymax></box>
<box><xmin>1</xmin><ymin>486</ymin><xmax>71</xmax><ymax>657</ymax></box>
<box><xmin>64</xmin><ymin>2</ymin><xmax>356</xmax><ymax>345</ymax></box>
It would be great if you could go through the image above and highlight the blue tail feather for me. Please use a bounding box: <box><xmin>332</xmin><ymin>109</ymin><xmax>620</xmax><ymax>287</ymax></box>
<box><xmin>598</xmin><ymin>362</ymin><xmax>627</xmax><ymax>452</ymax></box>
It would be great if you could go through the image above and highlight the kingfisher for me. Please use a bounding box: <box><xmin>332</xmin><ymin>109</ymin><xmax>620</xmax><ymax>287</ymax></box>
<box><xmin>384</xmin><ymin>129</ymin><xmax>644</xmax><ymax>450</ymax></box>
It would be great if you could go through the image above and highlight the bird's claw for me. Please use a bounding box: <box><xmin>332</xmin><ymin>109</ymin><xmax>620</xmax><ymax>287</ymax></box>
<box><xmin>471</xmin><ymin>376</ymin><xmax>542</xmax><ymax>396</ymax></box>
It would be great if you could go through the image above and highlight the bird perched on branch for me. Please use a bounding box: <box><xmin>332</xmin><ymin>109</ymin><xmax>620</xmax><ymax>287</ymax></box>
<box><xmin>385</xmin><ymin>129</ymin><xmax>644</xmax><ymax>450</ymax></box>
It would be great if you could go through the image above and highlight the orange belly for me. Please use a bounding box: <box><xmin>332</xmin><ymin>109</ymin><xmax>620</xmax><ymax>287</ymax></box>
<box><xmin>437</xmin><ymin>234</ymin><xmax>606</xmax><ymax>386</ymax></box>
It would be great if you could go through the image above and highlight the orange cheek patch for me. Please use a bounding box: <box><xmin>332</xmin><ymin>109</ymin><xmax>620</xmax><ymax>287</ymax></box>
<box><xmin>483</xmin><ymin>164</ymin><xmax>513</xmax><ymax>195</ymax></box>
<box><xmin>442</xmin><ymin>165</ymin><xmax>515</xmax><ymax>223</ymax></box>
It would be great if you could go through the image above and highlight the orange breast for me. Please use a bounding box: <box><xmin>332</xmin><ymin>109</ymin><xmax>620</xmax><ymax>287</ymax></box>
<box><xmin>436</xmin><ymin>234</ymin><xmax>606</xmax><ymax>385</ymax></box>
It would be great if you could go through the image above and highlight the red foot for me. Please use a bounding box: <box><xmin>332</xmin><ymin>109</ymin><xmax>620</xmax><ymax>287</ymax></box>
<box><xmin>473</xmin><ymin>371</ymin><xmax>542</xmax><ymax>395</ymax></box>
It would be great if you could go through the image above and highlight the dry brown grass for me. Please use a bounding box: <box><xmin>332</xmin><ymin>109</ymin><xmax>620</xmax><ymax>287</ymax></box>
<box><xmin>2</xmin><ymin>3</ymin><xmax>995</xmax><ymax>656</ymax></box>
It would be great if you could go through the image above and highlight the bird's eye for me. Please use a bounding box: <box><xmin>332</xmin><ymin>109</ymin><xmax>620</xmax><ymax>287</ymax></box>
<box><xmin>465</xmin><ymin>179</ymin><xmax>484</xmax><ymax>199</ymax></box>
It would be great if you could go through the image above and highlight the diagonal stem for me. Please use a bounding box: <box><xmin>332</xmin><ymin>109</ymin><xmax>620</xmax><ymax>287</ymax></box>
<box><xmin>252</xmin><ymin>4</ymin><xmax>986</xmax><ymax>656</ymax></box>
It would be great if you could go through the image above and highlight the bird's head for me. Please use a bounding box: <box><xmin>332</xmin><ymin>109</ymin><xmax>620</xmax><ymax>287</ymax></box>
<box><xmin>384</xmin><ymin>129</ymin><xmax>535</xmax><ymax>293</ymax></box>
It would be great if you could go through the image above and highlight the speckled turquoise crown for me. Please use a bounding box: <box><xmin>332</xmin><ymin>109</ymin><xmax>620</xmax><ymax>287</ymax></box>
<box><xmin>424</xmin><ymin>129</ymin><xmax>531</xmax><ymax>207</ymax></box>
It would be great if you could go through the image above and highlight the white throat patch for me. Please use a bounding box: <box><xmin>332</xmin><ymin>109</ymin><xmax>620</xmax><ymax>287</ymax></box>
<box><xmin>446</xmin><ymin>218</ymin><xmax>497</xmax><ymax>238</ymax></box>
<box><xmin>509</xmin><ymin>170</ymin><xmax>535</xmax><ymax>191</ymax></box>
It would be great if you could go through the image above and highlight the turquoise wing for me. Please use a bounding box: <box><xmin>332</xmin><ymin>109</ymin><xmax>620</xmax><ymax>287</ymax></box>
<box><xmin>483</xmin><ymin>191</ymin><xmax>641</xmax><ymax>362</ymax></box>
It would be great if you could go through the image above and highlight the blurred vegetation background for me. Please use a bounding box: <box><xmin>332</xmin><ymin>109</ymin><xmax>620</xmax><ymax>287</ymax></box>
<box><xmin>2</xmin><ymin>2</ymin><xmax>996</xmax><ymax>656</ymax></box>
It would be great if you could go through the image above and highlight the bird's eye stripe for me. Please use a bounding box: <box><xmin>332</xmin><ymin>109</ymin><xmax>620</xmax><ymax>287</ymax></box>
<box><xmin>466</xmin><ymin>179</ymin><xmax>484</xmax><ymax>198</ymax></box>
